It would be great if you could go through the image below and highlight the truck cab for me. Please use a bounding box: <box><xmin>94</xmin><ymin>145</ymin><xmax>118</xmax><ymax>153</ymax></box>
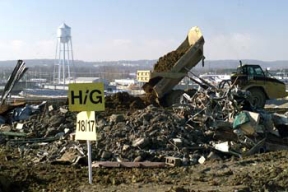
<box><xmin>231</xmin><ymin>63</ymin><xmax>288</xmax><ymax>108</ymax></box>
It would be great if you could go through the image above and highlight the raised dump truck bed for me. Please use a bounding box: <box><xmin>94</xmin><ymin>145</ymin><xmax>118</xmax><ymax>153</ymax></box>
<box><xmin>139</xmin><ymin>26</ymin><xmax>205</xmax><ymax>101</ymax></box>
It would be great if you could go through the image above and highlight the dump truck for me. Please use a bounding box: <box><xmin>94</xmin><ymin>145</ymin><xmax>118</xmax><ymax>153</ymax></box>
<box><xmin>227</xmin><ymin>62</ymin><xmax>288</xmax><ymax>108</ymax></box>
<box><xmin>137</xmin><ymin>26</ymin><xmax>205</xmax><ymax>106</ymax></box>
<box><xmin>138</xmin><ymin>26</ymin><xmax>288</xmax><ymax>108</ymax></box>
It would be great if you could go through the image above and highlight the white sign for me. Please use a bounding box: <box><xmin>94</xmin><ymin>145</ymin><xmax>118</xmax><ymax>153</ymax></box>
<box><xmin>75</xmin><ymin>111</ymin><xmax>97</xmax><ymax>141</ymax></box>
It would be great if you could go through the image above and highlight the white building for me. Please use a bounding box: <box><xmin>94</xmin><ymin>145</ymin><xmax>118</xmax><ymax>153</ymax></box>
<box><xmin>114</xmin><ymin>79</ymin><xmax>137</xmax><ymax>86</ymax></box>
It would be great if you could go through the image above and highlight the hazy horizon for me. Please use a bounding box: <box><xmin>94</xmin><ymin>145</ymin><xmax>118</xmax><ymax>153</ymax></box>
<box><xmin>0</xmin><ymin>58</ymin><xmax>286</xmax><ymax>63</ymax></box>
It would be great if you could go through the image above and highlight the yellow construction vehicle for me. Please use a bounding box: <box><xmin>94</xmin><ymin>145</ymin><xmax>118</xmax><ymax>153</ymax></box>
<box><xmin>137</xmin><ymin>26</ymin><xmax>205</xmax><ymax>106</ymax></box>
<box><xmin>137</xmin><ymin>26</ymin><xmax>288</xmax><ymax>108</ymax></box>
<box><xmin>228</xmin><ymin>61</ymin><xmax>288</xmax><ymax>108</ymax></box>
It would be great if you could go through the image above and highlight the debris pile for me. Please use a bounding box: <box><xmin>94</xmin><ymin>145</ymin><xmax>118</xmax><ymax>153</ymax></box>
<box><xmin>0</xmin><ymin>86</ymin><xmax>288</xmax><ymax>167</ymax></box>
<box><xmin>92</xmin><ymin>87</ymin><xmax>288</xmax><ymax>165</ymax></box>
<box><xmin>105</xmin><ymin>92</ymin><xmax>147</xmax><ymax>110</ymax></box>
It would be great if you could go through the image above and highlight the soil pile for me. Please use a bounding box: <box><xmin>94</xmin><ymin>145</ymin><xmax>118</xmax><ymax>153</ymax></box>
<box><xmin>153</xmin><ymin>48</ymin><xmax>188</xmax><ymax>72</ymax></box>
<box><xmin>143</xmin><ymin>47</ymin><xmax>188</xmax><ymax>97</ymax></box>
<box><xmin>105</xmin><ymin>92</ymin><xmax>147</xmax><ymax>110</ymax></box>
<box><xmin>1</xmin><ymin>146</ymin><xmax>288</xmax><ymax>191</ymax></box>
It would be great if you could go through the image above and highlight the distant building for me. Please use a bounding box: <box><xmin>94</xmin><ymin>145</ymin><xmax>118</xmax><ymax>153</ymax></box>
<box><xmin>137</xmin><ymin>70</ymin><xmax>151</xmax><ymax>82</ymax></box>
<box><xmin>75</xmin><ymin>77</ymin><xmax>116</xmax><ymax>93</ymax></box>
<box><xmin>29</xmin><ymin>78</ymin><xmax>47</xmax><ymax>83</ymax></box>
<box><xmin>114</xmin><ymin>79</ymin><xmax>137</xmax><ymax>86</ymax></box>
<box><xmin>75</xmin><ymin>77</ymin><xmax>108</xmax><ymax>84</ymax></box>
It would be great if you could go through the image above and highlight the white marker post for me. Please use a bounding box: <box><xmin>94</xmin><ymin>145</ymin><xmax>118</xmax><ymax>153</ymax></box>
<box><xmin>87</xmin><ymin>140</ymin><xmax>92</xmax><ymax>184</ymax></box>
<box><xmin>75</xmin><ymin>111</ymin><xmax>97</xmax><ymax>184</ymax></box>
<box><xmin>68</xmin><ymin>83</ymin><xmax>105</xmax><ymax>184</ymax></box>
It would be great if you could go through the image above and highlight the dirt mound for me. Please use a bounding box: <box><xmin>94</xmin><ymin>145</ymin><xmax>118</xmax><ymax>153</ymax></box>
<box><xmin>143</xmin><ymin>47</ymin><xmax>188</xmax><ymax>98</ymax></box>
<box><xmin>153</xmin><ymin>48</ymin><xmax>188</xmax><ymax>72</ymax></box>
<box><xmin>105</xmin><ymin>92</ymin><xmax>147</xmax><ymax>110</ymax></box>
<box><xmin>1</xmin><ymin>146</ymin><xmax>288</xmax><ymax>191</ymax></box>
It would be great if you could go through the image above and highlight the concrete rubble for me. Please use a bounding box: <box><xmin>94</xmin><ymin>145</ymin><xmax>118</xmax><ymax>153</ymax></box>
<box><xmin>0</xmin><ymin>86</ymin><xmax>287</xmax><ymax>167</ymax></box>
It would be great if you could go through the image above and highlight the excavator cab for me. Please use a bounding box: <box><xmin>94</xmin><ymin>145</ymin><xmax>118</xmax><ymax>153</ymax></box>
<box><xmin>232</xmin><ymin>64</ymin><xmax>265</xmax><ymax>84</ymax></box>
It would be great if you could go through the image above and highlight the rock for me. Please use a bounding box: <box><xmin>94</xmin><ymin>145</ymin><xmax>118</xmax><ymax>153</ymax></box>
<box><xmin>101</xmin><ymin>151</ymin><xmax>112</xmax><ymax>160</ymax></box>
<box><xmin>198</xmin><ymin>156</ymin><xmax>206</xmax><ymax>164</ymax></box>
<box><xmin>109</xmin><ymin>114</ymin><xmax>125</xmax><ymax>124</ymax></box>
<box><xmin>0</xmin><ymin>125</ymin><xmax>12</xmax><ymax>132</ymax></box>
<box><xmin>133</xmin><ymin>156</ymin><xmax>142</xmax><ymax>162</ymax></box>
<box><xmin>132</xmin><ymin>138</ymin><xmax>149</xmax><ymax>148</ymax></box>
<box><xmin>48</xmin><ymin>115</ymin><xmax>65</xmax><ymax>127</ymax></box>
<box><xmin>60</xmin><ymin>107</ymin><xmax>68</xmax><ymax>114</ymax></box>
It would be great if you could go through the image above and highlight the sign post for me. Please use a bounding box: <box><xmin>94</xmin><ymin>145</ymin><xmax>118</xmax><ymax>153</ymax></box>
<box><xmin>87</xmin><ymin>140</ymin><xmax>92</xmax><ymax>184</ymax></box>
<box><xmin>68</xmin><ymin>83</ymin><xmax>105</xmax><ymax>184</ymax></box>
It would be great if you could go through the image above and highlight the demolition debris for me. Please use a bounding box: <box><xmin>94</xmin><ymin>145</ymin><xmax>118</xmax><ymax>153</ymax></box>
<box><xmin>1</xmin><ymin>59</ymin><xmax>288</xmax><ymax>173</ymax></box>
<box><xmin>0</xmin><ymin>86</ymin><xmax>287</xmax><ymax>169</ymax></box>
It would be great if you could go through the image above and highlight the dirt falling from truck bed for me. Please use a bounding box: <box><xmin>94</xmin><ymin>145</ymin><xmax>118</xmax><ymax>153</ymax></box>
<box><xmin>153</xmin><ymin>48</ymin><xmax>188</xmax><ymax>72</ymax></box>
<box><xmin>105</xmin><ymin>92</ymin><xmax>151</xmax><ymax>111</ymax></box>
<box><xmin>142</xmin><ymin>47</ymin><xmax>189</xmax><ymax>104</ymax></box>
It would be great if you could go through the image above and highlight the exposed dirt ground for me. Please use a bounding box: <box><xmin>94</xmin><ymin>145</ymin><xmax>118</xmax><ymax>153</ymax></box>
<box><xmin>1</xmin><ymin>94</ymin><xmax>288</xmax><ymax>191</ymax></box>
<box><xmin>0</xmin><ymin>92</ymin><xmax>287</xmax><ymax>191</ymax></box>
<box><xmin>1</xmin><ymin>146</ymin><xmax>288</xmax><ymax>191</ymax></box>
<box><xmin>0</xmin><ymin>94</ymin><xmax>288</xmax><ymax>191</ymax></box>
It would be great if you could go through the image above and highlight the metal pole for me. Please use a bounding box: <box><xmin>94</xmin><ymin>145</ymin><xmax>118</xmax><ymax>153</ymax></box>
<box><xmin>67</xmin><ymin>41</ymin><xmax>71</xmax><ymax>82</ymax></box>
<box><xmin>58</xmin><ymin>40</ymin><xmax>62</xmax><ymax>84</ymax></box>
<box><xmin>63</xmin><ymin>42</ymin><xmax>66</xmax><ymax>88</ymax></box>
<box><xmin>54</xmin><ymin>39</ymin><xmax>58</xmax><ymax>84</ymax></box>
<box><xmin>70</xmin><ymin>38</ymin><xmax>76</xmax><ymax>83</ymax></box>
<box><xmin>87</xmin><ymin>140</ymin><xmax>93</xmax><ymax>184</ymax></box>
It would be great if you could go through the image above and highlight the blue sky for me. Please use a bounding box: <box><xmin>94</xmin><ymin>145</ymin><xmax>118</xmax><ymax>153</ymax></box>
<box><xmin>0</xmin><ymin>0</ymin><xmax>287</xmax><ymax>61</ymax></box>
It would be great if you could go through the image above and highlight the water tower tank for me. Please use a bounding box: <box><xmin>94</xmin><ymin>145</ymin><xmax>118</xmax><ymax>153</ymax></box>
<box><xmin>57</xmin><ymin>23</ymin><xmax>71</xmax><ymax>43</ymax></box>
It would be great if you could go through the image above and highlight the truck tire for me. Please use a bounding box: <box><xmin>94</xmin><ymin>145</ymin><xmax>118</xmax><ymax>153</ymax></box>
<box><xmin>248</xmin><ymin>88</ymin><xmax>266</xmax><ymax>108</ymax></box>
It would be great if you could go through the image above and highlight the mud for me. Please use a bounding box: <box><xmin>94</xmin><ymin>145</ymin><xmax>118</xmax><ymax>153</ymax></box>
<box><xmin>105</xmin><ymin>91</ymin><xmax>158</xmax><ymax>112</ymax></box>
<box><xmin>105</xmin><ymin>92</ymin><xmax>147</xmax><ymax>111</ymax></box>
<box><xmin>1</xmin><ymin>146</ymin><xmax>288</xmax><ymax>191</ymax></box>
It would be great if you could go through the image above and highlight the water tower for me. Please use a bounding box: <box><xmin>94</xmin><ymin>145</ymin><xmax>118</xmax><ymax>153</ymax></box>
<box><xmin>53</xmin><ymin>23</ymin><xmax>75</xmax><ymax>86</ymax></box>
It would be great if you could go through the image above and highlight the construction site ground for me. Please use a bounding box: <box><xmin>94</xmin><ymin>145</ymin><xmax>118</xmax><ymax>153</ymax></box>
<box><xmin>0</xmin><ymin>98</ymin><xmax>288</xmax><ymax>192</ymax></box>
<box><xmin>2</xmin><ymin>33</ymin><xmax>288</xmax><ymax>192</ymax></box>
<box><xmin>0</xmin><ymin>142</ymin><xmax>288</xmax><ymax>192</ymax></box>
